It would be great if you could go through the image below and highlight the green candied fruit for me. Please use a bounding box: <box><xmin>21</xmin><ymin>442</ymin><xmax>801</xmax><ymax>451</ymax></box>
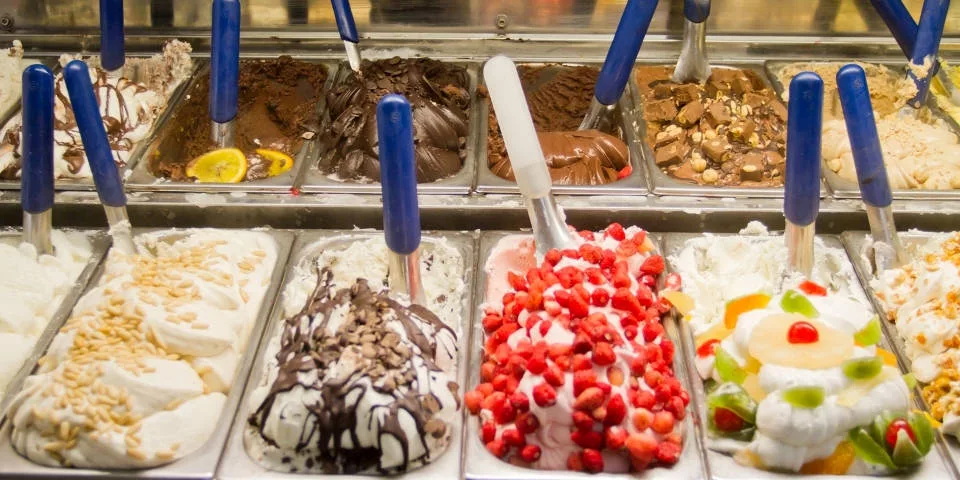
<box><xmin>780</xmin><ymin>290</ymin><xmax>819</xmax><ymax>318</ymax></box>
<box><xmin>706</xmin><ymin>382</ymin><xmax>757</xmax><ymax>441</ymax></box>
<box><xmin>842</xmin><ymin>356</ymin><xmax>884</xmax><ymax>381</ymax></box>
<box><xmin>907</xmin><ymin>411</ymin><xmax>935</xmax><ymax>455</ymax></box>
<box><xmin>892</xmin><ymin>431</ymin><xmax>924</xmax><ymax>466</ymax></box>
<box><xmin>903</xmin><ymin>373</ymin><xmax>918</xmax><ymax>390</ymax></box>
<box><xmin>854</xmin><ymin>316</ymin><xmax>882</xmax><ymax>346</ymax></box>
<box><xmin>849</xmin><ymin>427</ymin><xmax>897</xmax><ymax>470</ymax></box>
<box><xmin>714</xmin><ymin>347</ymin><xmax>747</xmax><ymax>385</ymax></box>
<box><xmin>782</xmin><ymin>385</ymin><xmax>825</xmax><ymax>409</ymax></box>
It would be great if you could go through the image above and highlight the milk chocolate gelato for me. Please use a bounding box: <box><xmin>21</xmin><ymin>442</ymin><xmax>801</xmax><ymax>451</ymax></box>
<box><xmin>486</xmin><ymin>65</ymin><xmax>630</xmax><ymax>185</ymax></box>
<box><xmin>149</xmin><ymin>56</ymin><xmax>327</xmax><ymax>182</ymax></box>
<box><xmin>317</xmin><ymin>57</ymin><xmax>470</xmax><ymax>183</ymax></box>
<box><xmin>636</xmin><ymin>66</ymin><xmax>787</xmax><ymax>187</ymax></box>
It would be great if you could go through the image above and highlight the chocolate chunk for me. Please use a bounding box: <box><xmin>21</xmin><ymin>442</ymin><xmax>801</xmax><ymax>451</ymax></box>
<box><xmin>705</xmin><ymin>102</ymin><xmax>732</xmax><ymax>128</ymax></box>
<box><xmin>645</xmin><ymin>98</ymin><xmax>679</xmax><ymax>123</ymax></box>
<box><xmin>653</xmin><ymin>83</ymin><xmax>673</xmax><ymax>99</ymax></box>
<box><xmin>764</xmin><ymin>150</ymin><xmax>785</xmax><ymax>167</ymax></box>
<box><xmin>654</xmin><ymin>125</ymin><xmax>684</xmax><ymax>147</ymax></box>
<box><xmin>655</xmin><ymin>141</ymin><xmax>685</xmax><ymax>167</ymax></box>
<box><xmin>673</xmin><ymin>84</ymin><xmax>701</xmax><ymax>105</ymax></box>
<box><xmin>740</xmin><ymin>153</ymin><xmax>765</xmax><ymax>181</ymax></box>
<box><xmin>671</xmin><ymin>161</ymin><xmax>698</xmax><ymax>180</ymax></box>
<box><xmin>729</xmin><ymin>119</ymin><xmax>756</xmax><ymax>141</ymax></box>
<box><xmin>676</xmin><ymin>101</ymin><xmax>704</xmax><ymax>127</ymax></box>
<box><xmin>743</xmin><ymin>92</ymin><xmax>767</xmax><ymax>109</ymax></box>
<box><xmin>732</xmin><ymin>75</ymin><xmax>754</xmax><ymax>95</ymax></box>
<box><xmin>770</xmin><ymin>100</ymin><xmax>788</xmax><ymax>122</ymax></box>
<box><xmin>701</xmin><ymin>138</ymin><xmax>730</xmax><ymax>163</ymax></box>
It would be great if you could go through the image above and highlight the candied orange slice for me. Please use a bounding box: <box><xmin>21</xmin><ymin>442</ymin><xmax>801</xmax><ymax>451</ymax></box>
<box><xmin>877</xmin><ymin>348</ymin><xmax>899</xmax><ymax>366</ymax></box>
<box><xmin>186</xmin><ymin>148</ymin><xmax>247</xmax><ymax>183</ymax></box>
<box><xmin>257</xmin><ymin>148</ymin><xmax>295</xmax><ymax>177</ymax></box>
<box><xmin>800</xmin><ymin>441</ymin><xmax>855</xmax><ymax>474</ymax></box>
<box><xmin>723</xmin><ymin>293</ymin><xmax>771</xmax><ymax>329</ymax></box>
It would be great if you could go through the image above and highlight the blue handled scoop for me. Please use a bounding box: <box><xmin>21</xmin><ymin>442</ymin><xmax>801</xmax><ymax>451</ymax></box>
<box><xmin>21</xmin><ymin>65</ymin><xmax>55</xmax><ymax>256</ymax></box>
<box><xmin>377</xmin><ymin>94</ymin><xmax>425</xmax><ymax>305</ymax></box>
<box><xmin>486</xmin><ymin>56</ymin><xmax>576</xmax><ymax>261</ymax></box>
<box><xmin>871</xmin><ymin>0</ymin><xmax>960</xmax><ymax>106</ymax></box>
<box><xmin>783</xmin><ymin>72</ymin><xmax>823</xmax><ymax>280</ymax></box>
<box><xmin>837</xmin><ymin>64</ymin><xmax>906</xmax><ymax>271</ymax></box>
<box><xmin>331</xmin><ymin>0</ymin><xmax>361</xmax><ymax>73</ymax></box>
<box><xmin>906</xmin><ymin>0</ymin><xmax>949</xmax><ymax>110</ymax></box>
<box><xmin>99</xmin><ymin>0</ymin><xmax>124</xmax><ymax>76</ymax></box>
<box><xmin>579</xmin><ymin>0</ymin><xmax>659</xmax><ymax>130</ymax></box>
<box><xmin>672</xmin><ymin>0</ymin><xmax>711</xmax><ymax>83</ymax></box>
<box><xmin>210</xmin><ymin>0</ymin><xmax>240</xmax><ymax>148</ymax></box>
<box><xmin>63</xmin><ymin>60</ymin><xmax>136</xmax><ymax>254</ymax></box>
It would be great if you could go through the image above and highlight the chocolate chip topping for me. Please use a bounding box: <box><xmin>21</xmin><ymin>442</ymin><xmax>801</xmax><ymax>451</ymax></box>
<box><xmin>248</xmin><ymin>268</ymin><xmax>459</xmax><ymax>474</ymax></box>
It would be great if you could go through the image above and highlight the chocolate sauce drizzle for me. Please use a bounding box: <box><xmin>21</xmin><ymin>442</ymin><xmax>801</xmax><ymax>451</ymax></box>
<box><xmin>248</xmin><ymin>268</ymin><xmax>460</xmax><ymax>474</ymax></box>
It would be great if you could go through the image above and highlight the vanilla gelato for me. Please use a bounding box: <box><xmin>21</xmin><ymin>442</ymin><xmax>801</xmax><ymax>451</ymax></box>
<box><xmin>244</xmin><ymin>236</ymin><xmax>466</xmax><ymax>474</ymax></box>
<box><xmin>0</xmin><ymin>41</ymin><xmax>40</xmax><ymax>119</ymax></box>
<box><xmin>776</xmin><ymin>62</ymin><xmax>916</xmax><ymax>121</ymax></box>
<box><xmin>872</xmin><ymin>232</ymin><xmax>960</xmax><ymax>437</ymax></box>
<box><xmin>0</xmin><ymin>230</ymin><xmax>92</xmax><ymax>398</ymax></box>
<box><xmin>0</xmin><ymin>40</ymin><xmax>193</xmax><ymax>181</ymax></box>
<box><xmin>5</xmin><ymin>229</ymin><xmax>278</xmax><ymax>469</ymax></box>
<box><xmin>669</xmin><ymin>221</ymin><xmax>865</xmax><ymax>339</ymax></box>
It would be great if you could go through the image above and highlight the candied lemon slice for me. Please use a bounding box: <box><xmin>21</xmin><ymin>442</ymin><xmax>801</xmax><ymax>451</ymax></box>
<box><xmin>257</xmin><ymin>148</ymin><xmax>295</xmax><ymax>177</ymax></box>
<box><xmin>186</xmin><ymin>148</ymin><xmax>247</xmax><ymax>183</ymax></box>
<box><xmin>662</xmin><ymin>291</ymin><xmax>695</xmax><ymax>315</ymax></box>
<box><xmin>748</xmin><ymin>313</ymin><xmax>853</xmax><ymax>369</ymax></box>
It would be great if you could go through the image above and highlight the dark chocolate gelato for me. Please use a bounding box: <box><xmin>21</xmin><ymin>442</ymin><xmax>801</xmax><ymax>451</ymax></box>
<box><xmin>486</xmin><ymin>65</ymin><xmax>630</xmax><ymax>185</ymax></box>
<box><xmin>317</xmin><ymin>57</ymin><xmax>470</xmax><ymax>183</ymax></box>
<box><xmin>148</xmin><ymin>56</ymin><xmax>327</xmax><ymax>182</ymax></box>
<box><xmin>636</xmin><ymin>66</ymin><xmax>787</xmax><ymax>187</ymax></box>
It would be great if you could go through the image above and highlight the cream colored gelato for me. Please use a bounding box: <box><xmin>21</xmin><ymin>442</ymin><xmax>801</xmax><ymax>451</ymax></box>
<box><xmin>776</xmin><ymin>62</ymin><xmax>916</xmax><ymax>121</ymax></box>
<box><xmin>0</xmin><ymin>40</ymin><xmax>193</xmax><ymax>181</ymax></box>
<box><xmin>5</xmin><ymin>229</ymin><xmax>277</xmax><ymax>469</ymax></box>
<box><xmin>0</xmin><ymin>230</ymin><xmax>92</xmax><ymax>398</ymax></box>
<box><xmin>0</xmin><ymin>41</ymin><xmax>40</xmax><ymax>119</ymax></box>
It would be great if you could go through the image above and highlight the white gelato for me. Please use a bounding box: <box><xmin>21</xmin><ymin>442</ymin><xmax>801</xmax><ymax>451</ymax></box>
<box><xmin>5</xmin><ymin>229</ymin><xmax>278</xmax><ymax>469</ymax></box>
<box><xmin>0</xmin><ymin>230</ymin><xmax>92</xmax><ymax>398</ymax></box>
<box><xmin>0</xmin><ymin>40</ymin><xmax>193</xmax><ymax>180</ymax></box>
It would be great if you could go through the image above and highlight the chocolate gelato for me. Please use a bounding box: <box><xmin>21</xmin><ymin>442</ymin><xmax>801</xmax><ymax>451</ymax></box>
<box><xmin>148</xmin><ymin>56</ymin><xmax>327</xmax><ymax>182</ymax></box>
<box><xmin>317</xmin><ymin>57</ymin><xmax>470</xmax><ymax>183</ymax></box>
<box><xmin>636</xmin><ymin>66</ymin><xmax>787</xmax><ymax>187</ymax></box>
<box><xmin>486</xmin><ymin>65</ymin><xmax>630</xmax><ymax>185</ymax></box>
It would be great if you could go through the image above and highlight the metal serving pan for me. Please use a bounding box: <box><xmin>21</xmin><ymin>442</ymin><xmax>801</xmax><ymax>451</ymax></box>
<box><xmin>217</xmin><ymin>229</ymin><xmax>476</xmax><ymax>479</ymax></box>
<box><xmin>663</xmin><ymin>231</ymin><xmax>957</xmax><ymax>480</ymax></box>
<box><xmin>0</xmin><ymin>55</ymin><xmax>200</xmax><ymax>192</ymax></box>
<box><xmin>634</xmin><ymin>63</ymin><xmax>827</xmax><ymax>199</ymax></box>
<box><xmin>463</xmin><ymin>231</ymin><xmax>706</xmax><ymax>480</ymax></box>
<box><xmin>0</xmin><ymin>228</ymin><xmax>110</xmax><ymax>426</ymax></box>
<box><xmin>299</xmin><ymin>60</ymin><xmax>479</xmax><ymax>195</ymax></box>
<box><xmin>125</xmin><ymin>59</ymin><xmax>337</xmax><ymax>194</ymax></box>
<box><xmin>766</xmin><ymin>60</ymin><xmax>960</xmax><ymax>201</ymax></box>
<box><xmin>0</xmin><ymin>227</ymin><xmax>295</xmax><ymax>480</ymax></box>
<box><xmin>844</xmin><ymin>230</ymin><xmax>960</xmax><ymax>477</ymax></box>
<box><xmin>475</xmin><ymin>62</ymin><xmax>649</xmax><ymax>195</ymax></box>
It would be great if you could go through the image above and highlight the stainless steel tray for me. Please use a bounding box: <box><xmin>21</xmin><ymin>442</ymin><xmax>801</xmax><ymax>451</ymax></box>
<box><xmin>125</xmin><ymin>60</ymin><xmax>337</xmax><ymax>194</ymax></box>
<box><xmin>217</xmin><ymin>229</ymin><xmax>477</xmax><ymax>479</ymax></box>
<box><xmin>0</xmin><ymin>55</ymin><xmax>200</xmax><ymax>192</ymax></box>
<box><xmin>0</xmin><ymin>228</ymin><xmax>110</xmax><ymax>426</ymax></box>
<box><xmin>843</xmin><ymin>230</ymin><xmax>960</xmax><ymax>477</ymax></box>
<box><xmin>0</xmin><ymin>227</ymin><xmax>295</xmax><ymax>480</ymax></box>
<box><xmin>634</xmin><ymin>63</ymin><xmax>826</xmax><ymax>199</ymax></box>
<box><xmin>475</xmin><ymin>63</ymin><xmax>649</xmax><ymax>195</ymax></box>
<box><xmin>463</xmin><ymin>231</ymin><xmax>706</xmax><ymax>480</ymax></box>
<box><xmin>765</xmin><ymin>60</ymin><xmax>960</xmax><ymax>201</ymax></box>
<box><xmin>299</xmin><ymin>60</ymin><xmax>478</xmax><ymax>195</ymax></box>
<box><xmin>663</xmin><ymin>231</ymin><xmax>957</xmax><ymax>480</ymax></box>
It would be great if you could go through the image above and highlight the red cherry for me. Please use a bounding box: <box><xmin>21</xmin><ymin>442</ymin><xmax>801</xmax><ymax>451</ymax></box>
<box><xmin>885</xmin><ymin>419</ymin><xmax>917</xmax><ymax>449</ymax></box>
<box><xmin>696</xmin><ymin>339</ymin><xmax>720</xmax><ymax>358</ymax></box>
<box><xmin>787</xmin><ymin>321</ymin><xmax>819</xmax><ymax>344</ymax></box>
<box><xmin>798</xmin><ymin>280</ymin><xmax>827</xmax><ymax>296</ymax></box>
<box><xmin>713</xmin><ymin>407</ymin><xmax>745</xmax><ymax>432</ymax></box>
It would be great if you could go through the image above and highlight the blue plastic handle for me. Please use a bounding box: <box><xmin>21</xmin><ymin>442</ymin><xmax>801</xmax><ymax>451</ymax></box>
<box><xmin>331</xmin><ymin>0</ymin><xmax>359</xmax><ymax>43</ymax></box>
<box><xmin>21</xmin><ymin>65</ymin><xmax>55</xmax><ymax>214</ymax></box>
<box><xmin>595</xmin><ymin>0</ymin><xmax>659</xmax><ymax>106</ymax></box>
<box><xmin>684</xmin><ymin>0</ymin><xmax>710</xmax><ymax>23</ymax></box>
<box><xmin>99</xmin><ymin>0</ymin><xmax>125</xmax><ymax>71</ymax></box>
<box><xmin>784</xmin><ymin>72</ymin><xmax>823</xmax><ymax>227</ymax></box>
<box><xmin>869</xmin><ymin>0</ymin><xmax>917</xmax><ymax>58</ymax></box>
<box><xmin>837</xmin><ymin>64</ymin><xmax>893</xmax><ymax>208</ymax></box>
<box><xmin>377</xmin><ymin>94</ymin><xmax>421</xmax><ymax>255</ymax></box>
<box><xmin>63</xmin><ymin>60</ymin><xmax>126</xmax><ymax>208</ymax></box>
<box><xmin>909</xmin><ymin>0</ymin><xmax>949</xmax><ymax>107</ymax></box>
<box><xmin>210</xmin><ymin>0</ymin><xmax>240</xmax><ymax>123</ymax></box>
